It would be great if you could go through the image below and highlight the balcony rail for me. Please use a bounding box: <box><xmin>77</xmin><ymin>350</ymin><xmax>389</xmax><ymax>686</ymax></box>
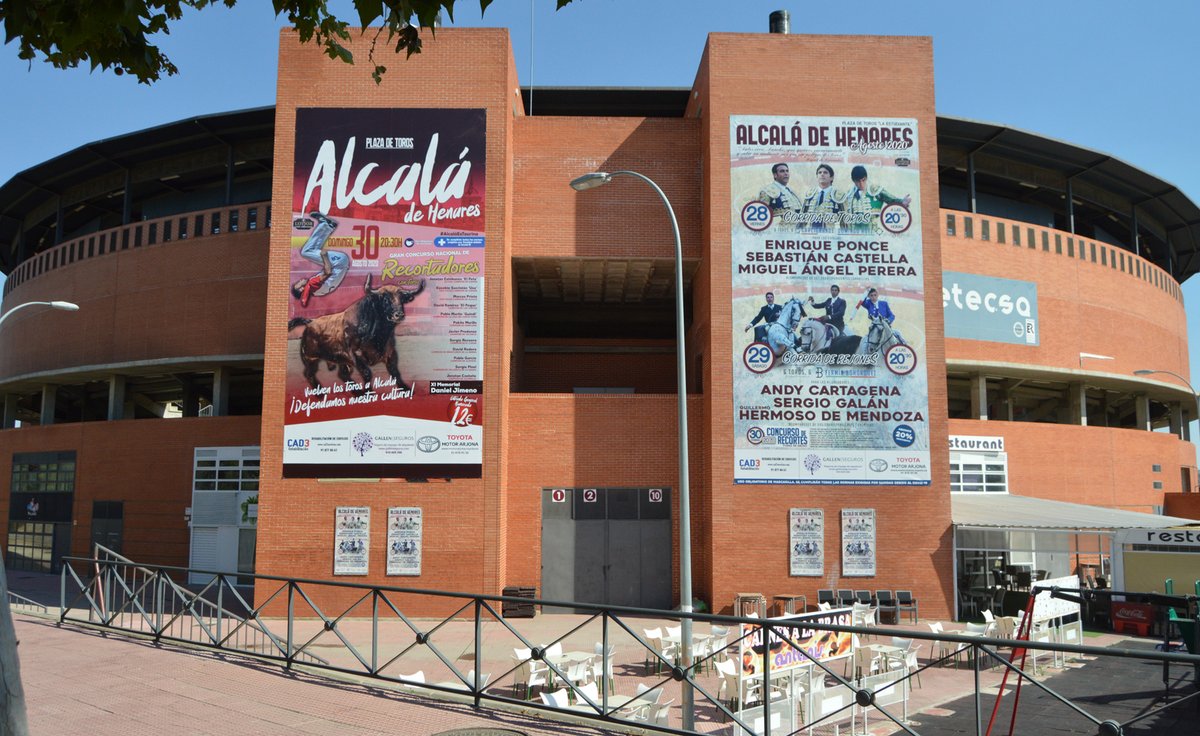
<box><xmin>943</xmin><ymin>211</ymin><xmax>1183</xmax><ymax>304</ymax></box>
<box><xmin>58</xmin><ymin>553</ymin><xmax>1200</xmax><ymax>735</ymax></box>
<box><xmin>3</xmin><ymin>201</ymin><xmax>271</xmax><ymax>298</ymax></box>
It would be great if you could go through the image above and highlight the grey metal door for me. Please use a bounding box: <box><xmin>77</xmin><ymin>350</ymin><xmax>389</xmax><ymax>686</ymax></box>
<box><xmin>90</xmin><ymin>501</ymin><xmax>123</xmax><ymax>554</ymax></box>
<box><xmin>540</xmin><ymin>487</ymin><xmax>672</xmax><ymax>612</ymax></box>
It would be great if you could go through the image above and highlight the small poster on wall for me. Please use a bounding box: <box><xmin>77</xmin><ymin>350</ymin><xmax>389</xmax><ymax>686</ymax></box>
<box><xmin>334</xmin><ymin>506</ymin><xmax>370</xmax><ymax>575</ymax></box>
<box><xmin>841</xmin><ymin>508</ymin><xmax>876</xmax><ymax>577</ymax></box>
<box><xmin>387</xmin><ymin>507</ymin><xmax>423</xmax><ymax>576</ymax></box>
<box><xmin>789</xmin><ymin>508</ymin><xmax>824</xmax><ymax>576</ymax></box>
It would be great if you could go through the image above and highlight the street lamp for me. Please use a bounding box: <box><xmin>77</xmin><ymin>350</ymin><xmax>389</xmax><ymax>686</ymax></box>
<box><xmin>0</xmin><ymin>300</ymin><xmax>80</xmax><ymax>331</ymax></box>
<box><xmin>0</xmin><ymin>298</ymin><xmax>78</xmax><ymax>736</ymax></box>
<box><xmin>570</xmin><ymin>170</ymin><xmax>694</xmax><ymax>725</ymax></box>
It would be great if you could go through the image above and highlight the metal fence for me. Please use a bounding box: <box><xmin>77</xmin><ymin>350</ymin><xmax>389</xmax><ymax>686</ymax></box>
<box><xmin>59</xmin><ymin>553</ymin><xmax>1200</xmax><ymax>736</ymax></box>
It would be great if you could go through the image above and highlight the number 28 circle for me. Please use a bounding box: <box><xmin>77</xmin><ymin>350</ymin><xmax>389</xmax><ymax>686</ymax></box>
<box><xmin>741</xmin><ymin>201</ymin><xmax>772</xmax><ymax>232</ymax></box>
<box><xmin>743</xmin><ymin>343</ymin><xmax>774</xmax><ymax>373</ymax></box>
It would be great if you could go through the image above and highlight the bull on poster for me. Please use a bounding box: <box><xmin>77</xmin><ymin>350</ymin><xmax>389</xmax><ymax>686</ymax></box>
<box><xmin>387</xmin><ymin>506</ymin><xmax>423</xmax><ymax>576</ymax></box>
<box><xmin>730</xmin><ymin>115</ymin><xmax>930</xmax><ymax>485</ymax></box>
<box><xmin>284</xmin><ymin>108</ymin><xmax>485</xmax><ymax>478</ymax></box>
<box><xmin>789</xmin><ymin>508</ymin><xmax>824</xmax><ymax>576</ymax></box>
<box><xmin>334</xmin><ymin>506</ymin><xmax>370</xmax><ymax>575</ymax></box>
<box><xmin>841</xmin><ymin>508</ymin><xmax>876</xmax><ymax>577</ymax></box>
<box><xmin>738</xmin><ymin>609</ymin><xmax>854</xmax><ymax>678</ymax></box>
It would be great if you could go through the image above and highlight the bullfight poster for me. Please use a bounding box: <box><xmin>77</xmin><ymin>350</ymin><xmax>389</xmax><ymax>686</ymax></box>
<box><xmin>334</xmin><ymin>506</ymin><xmax>370</xmax><ymax>575</ymax></box>
<box><xmin>386</xmin><ymin>506</ymin><xmax>422</xmax><ymax>576</ymax></box>
<box><xmin>284</xmin><ymin>108</ymin><xmax>485</xmax><ymax>478</ymax></box>
<box><xmin>841</xmin><ymin>508</ymin><xmax>876</xmax><ymax>577</ymax></box>
<box><xmin>789</xmin><ymin>508</ymin><xmax>824</xmax><ymax>576</ymax></box>
<box><xmin>730</xmin><ymin>115</ymin><xmax>931</xmax><ymax>485</ymax></box>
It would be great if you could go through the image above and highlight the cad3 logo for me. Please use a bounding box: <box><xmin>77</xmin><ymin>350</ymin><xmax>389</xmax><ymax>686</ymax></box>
<box><xmin>286</xmin><ymin>438</ymin><xmax>310</xmax><ymax>449</ymax></box>
<box><xmin>738</xmin><ymin>458</ymin><xmax>761</xmax><ymax>469</ymax></box>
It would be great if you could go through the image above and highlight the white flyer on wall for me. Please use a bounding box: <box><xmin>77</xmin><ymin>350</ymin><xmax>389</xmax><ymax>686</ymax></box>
<box><xmin>789</xmin><ymin>508</ymin><xmax>824</xmax><ymax>576</ymax></box>
<box><xmin>387</xmin><ymin>507</ymin><xmax>423</xmax><ymax>576</ymax></box>
<box><xmin>334</xmin><ymin>506</ymin><xmax>370</xmax><ymax>575</ymax></box>
<box><xmin>841</xmin><ymin>508</ymin><xmax>876</xmax><ymax>577</ymax></box>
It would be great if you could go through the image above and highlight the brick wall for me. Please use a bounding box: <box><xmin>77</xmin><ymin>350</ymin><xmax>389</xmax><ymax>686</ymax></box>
<box><xmin>0</xmin><ymin>416</ymin><xmax>260</xmax><ymax>567</ymax></box>
<box><xmin>695</xmin><ymin>34</ymin><xmax>953</xmax><ymax>618</ymax></box>
<box><xmin>0</xmin><ymin>229</ymin><xmax>269</xmax><ymax>380</ymax></box>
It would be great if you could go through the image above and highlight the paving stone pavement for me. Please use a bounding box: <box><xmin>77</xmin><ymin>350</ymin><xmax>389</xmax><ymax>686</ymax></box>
<box><xmin>13</xmin><ymin>615</ymin><xmax>626</xmax><ymax>736</ymax></box>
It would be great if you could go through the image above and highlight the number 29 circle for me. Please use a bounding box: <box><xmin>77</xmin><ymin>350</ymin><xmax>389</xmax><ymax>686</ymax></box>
<box><xmin>741</xmin><ymin>201</ymin><xmax>773</xmax><ymax>232</ymax></box>
<box><xmin>743</xmin><ymin>343</ymin><xmax>774</xmax><ymax>373</ymax></box>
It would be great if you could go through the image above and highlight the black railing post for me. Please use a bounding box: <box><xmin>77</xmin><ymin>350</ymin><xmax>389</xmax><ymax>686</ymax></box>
<box><xmin>473</xmin><ymin>597</ymin><xmax>483</xmax><ymax>709</ymax></box>
<box><xmin>974</xmin><ymin>643</ymin><xmax>983</xmax><ymax>736</ymax></box>
<box><xmin>601</xmin><ymin>610</ymin><xmax>609</xmax><ymax>714</ymax></box>
<box><xmin>216</xmin><ymin>574</ymin><xmax>224</xmax><ymax>648</ymax></box>
<box><xmin>762</xmin><ymin>621</ymin><xmax>772</xmax><ymax>736</ymax></box>
<box><xmin>154</xmin><ymin>570</ymin><xmax>163</xmax><ymax>640</ymax></box>
<box><xmin>371</xmin><ymin>589</ymin><xmax>379</xmax><ymax>675</ymax></box>
<box><xmin>286</xmin><ymin>581</ymin><xmax>295</xmax><ymax>670</ymax></box>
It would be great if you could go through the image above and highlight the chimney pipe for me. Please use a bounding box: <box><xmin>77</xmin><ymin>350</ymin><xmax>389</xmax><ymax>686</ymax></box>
<box><xmin>769</xmin><ymin>10</ymin><xmax>790</xmax><ymax>34</ymax></box>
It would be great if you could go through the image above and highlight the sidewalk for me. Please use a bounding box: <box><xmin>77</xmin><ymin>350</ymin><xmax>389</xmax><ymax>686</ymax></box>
<box><xmin>14</xmin><ymin>613</ymin><xmax>625</xmax><ymax>736</ymax></box>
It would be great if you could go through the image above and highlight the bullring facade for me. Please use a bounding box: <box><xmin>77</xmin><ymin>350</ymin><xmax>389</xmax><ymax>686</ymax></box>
<box><xmin>0</xmin><ymin>28</ymin><xmax>1197</xmax><ymax>618</ymax></box>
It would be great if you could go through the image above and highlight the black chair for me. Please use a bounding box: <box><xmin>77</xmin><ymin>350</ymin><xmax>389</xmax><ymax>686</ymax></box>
<box><xmin>875</xmin><ymin>590</ymin><xmax>898</xmax><ymax>624</ymax></box>
<box><xmin>837</xmin><ymin>589</ymin><xmax>855</xmax><ymax>606</ymax></box>
<box><xmin>817</xmin><ymin>589</ymin><xmax>836</xmax><ymax>606</ymax></box>
<box><xmin>896</xmin><ymin>590</ymin><xmax>918</xmax><ymax>623</ymax></box>
<box><xmin>855</xmin><ymin>590</ymin><xmax>872</xmax><ymax>604</ymax></box>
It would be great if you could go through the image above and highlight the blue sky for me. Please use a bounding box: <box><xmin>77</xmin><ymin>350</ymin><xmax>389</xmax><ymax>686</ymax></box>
<box><xmin>2</xmin><ymin>0</ymin><xmax>1199</xmax><ymax>396</ymax></box>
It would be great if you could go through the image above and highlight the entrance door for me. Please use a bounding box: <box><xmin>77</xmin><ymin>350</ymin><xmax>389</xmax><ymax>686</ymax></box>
<box><xmin>541</xmin><ymin>487</ymin><xmax>672</xmax><ymax>612</ymax></box>
<box><xmin>90</xmin><ymin>501</ymin><xmax>124</xmax><ymax>554</ymax></box>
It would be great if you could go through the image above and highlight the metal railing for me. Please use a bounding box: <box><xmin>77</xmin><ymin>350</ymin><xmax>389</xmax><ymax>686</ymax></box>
<box><xmin>59</xmin><ymin>554</ymin><xmax>1200</xmax><ymax>736</ymax></box>
<box><xmin>6</xmin><ymin>590</ymin><xmax>47</xmax><ymax>615</ymax></box>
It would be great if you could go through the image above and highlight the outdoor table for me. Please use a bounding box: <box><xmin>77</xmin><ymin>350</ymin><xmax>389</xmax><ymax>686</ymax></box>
<box><xmin>773</xmin><ymin>594</ymin><xmax>807</xmax><ymax>615</ymax></box>
<box><xmin>870</xmin><ymin>643</ymin><xmax>906</xmax><ymax>672</ymax></box>
<box><xmin>735</xmin><ymin>592</ymin><xmax>767</xmax><ymax>618</ymax></box>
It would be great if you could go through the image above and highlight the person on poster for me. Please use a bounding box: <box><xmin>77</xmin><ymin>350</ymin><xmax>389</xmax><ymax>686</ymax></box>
<box><xmin>801</xmin><ymin>164</ymin><xmax>844</xmax><ymax>231</ymax></box>
<box><xmin>851</xmin><ymin>287</ymin><xmax>907</xmax><ymax>344</ymax></box>
<box><xmin>744</xmin><ymin>291</ymin><xmax>782</xmax><ymax>343</ymax></box>
<box><xmin>25</xmin><ymin>499</ymin><xmax>39</xmax><ymax>518</ymax></box>
<box><xmin>807</xmin><ymin>284</ymin><xmax>847</xmax><ymax>333</ymax></box>
<box><xmin>842</xmin><ymin>165</ymin><xmax>911</xmax><ymax>234</ymax></box>
<box><xmin>756</xmin><ymin>163</ymin><xmax>804</xmax><ymax>221</ymax></box>
<box><xmin>290</xmin><ymin>211</ymin><xmax>350</xmax><ymax>307</ymax></box>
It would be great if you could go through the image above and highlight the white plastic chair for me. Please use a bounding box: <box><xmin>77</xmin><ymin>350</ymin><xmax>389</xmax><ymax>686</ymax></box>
<box><xmin>592</xmin><ymin>642</ymin><xmax>615</xmax><ymax>692</ymax></box>
<box><xmin>539</xmin><ymin>688</ymin><xmax>571</xmax><ymax>708</ymax></box>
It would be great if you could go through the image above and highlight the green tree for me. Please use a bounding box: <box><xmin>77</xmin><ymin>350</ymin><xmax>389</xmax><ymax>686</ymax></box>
<box><xmin>1</xmin><ymin>0</ymin><xmax>576</xmax><ymax>84</ymax></box>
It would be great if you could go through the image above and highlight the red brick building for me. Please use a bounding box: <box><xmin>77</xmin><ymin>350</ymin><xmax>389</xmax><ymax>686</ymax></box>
<box><xmin>1</xmin><ymin>28</ymin><xmax>1196</xmax><ymax>619</ymax></box>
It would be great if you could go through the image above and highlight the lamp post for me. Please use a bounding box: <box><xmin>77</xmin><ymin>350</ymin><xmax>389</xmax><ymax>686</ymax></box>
<box><xmin>570</xmin><ymin>171</ymin><xmax>694</xmax><ymax>726</ymax></box>
<box><xmin>0</xmin><ymin>300</ymin><xmax>80</xmax><ymax>331</ymax></box>
<box><xmin>0</xmin><ymin>298</ymin><xmax>78</xmax><ymax>736</ymax></box>
<box><xmin>1133</xmin><ymin>368</ymin><xmax>1200</xmax><ymax>440</ymax></box>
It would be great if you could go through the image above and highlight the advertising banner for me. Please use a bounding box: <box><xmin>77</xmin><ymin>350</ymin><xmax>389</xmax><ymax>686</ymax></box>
<box><xmin>387</xmin><ymin>506</ymin><xmax>423</xmax><ymax>576</ymax></box>
<box><xmin>731</xmin><ymin>115</ymin><xmax>930</xmax><ymax>485</ymax></box>
<box><xmin>789</xmin><ymin>508</ymin><xmax>824</xmax><ymax>576</ymax></box>
<box><xmin>738</xmin><ymin>608</ymin><xmax>854</xmax><ymax>678</ymax></box>
<box><xmin>841</xmin><ymin>508</ymin><xmax>876</xmax><ymax>577</ymax></box>
<box><xmin>943</xmin><ymin>271</ymin><xmax>1038</xmax><ymax>345</ymax></box>
<box><xmin>284</xmin><ymin>108</ymin><xmax>486</xmax><ymax>478</ymax></box>
<box><xmin>334</xmin><ymin>506</ymin><xmax>370</xmax><ymax>575</ymax></box>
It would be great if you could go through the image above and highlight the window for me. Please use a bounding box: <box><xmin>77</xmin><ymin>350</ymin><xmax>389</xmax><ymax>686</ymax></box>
<box><xmin>247</xmin><ymin>208</ymin><xmax>258</xmax><ymax>231</ymax></box>
<box><xmin>981</xmin><ymin>219</ymin><xmax>990</xmax><ymax>241</ymax></box>
<box><xmin>1152</xmin><ymin>464</ymin><xmax>1162</xmax><ymax>473</ymax></box>
<box><xmin>210</xmin><ymin>212</ymin><xmax>221</xmax><ymax>235</ymax></box>
<box><xmin>194</xmin><ymin>215</ymin><xmax>204</xmax><ymax>238</ymax></box>
<box><xmin>950</xmin><ymin>451</ymin><xmax>1008</xmax><ymax>493</ymax></box>
<box><xmin>178</xmin><ymin>217</ymin><xmax>189</xmax><ymax>239</ymax></box>
<box><xmin>946</xmin><ymin>213</ymin><xmax>956</xmax><ymax>236</ymax></box>
<box><xmin>1067</xmin><ymin>238</ymin><xmax>1073</xmax><ymax>257</ymax></box>
<box><xmin>964</xmin><ymin>217</ymin><xmax>974</xmax><ymax>239</ymax></box>
<box><xmin>1012</xmin><ymin>225</ymin><xmax>1020</xmax><ymax>246</ymax></box>
<box><xmin>229</xmin><ymin>210</ymin><xmax>239</xmax><ymax>232</ymax></box>
<box><xmin>1055</xmin><ymin>234</ymin><xmax>1062</xmax><ymax>254</ymax></box>
<box><xmin>163</xmin><ymin>220</ymin><xmax>173</xmax><ymax>242</ymax></box>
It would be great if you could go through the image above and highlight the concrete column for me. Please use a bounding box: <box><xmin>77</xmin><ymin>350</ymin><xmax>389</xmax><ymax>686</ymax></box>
<box><xmin>1068</xmin><ymin>382</ymin><xmax>1087</xmax><ymax>426</ymax></box>
<box><xmin>970</xmin><ymin>373</ymin><xmax>988</xmax><ymax>420</ymax></box>
<box><xmin>108</xmin><ymin>375</ymin><xmax>127</xmax><ymax>420</ymax></box>
<box><xmin>211</xmin><ymin>366</ymin><xmax>230</xmax><ymax>417</ymax></box>
<box><xmin>40</xmin><ymin>384</ymin><xmax>57</xmax><ymax>425</ymax></box>
<box><xmin>2</xmin><ymin>394</ymin><xmax>17</xmax><ymax>428</ymax></box>
<box><xmin>1169</xmin><ymin>402</ymin><xmax>1184</xmax><ymax>438</ymax></box>
<box><xmin>180</xmin><ymin>378</ymin><xmax>199</xmax><ymax>418</ymax></box>
<box><xmin>1135</xmin><ymin>394</ymin><xmax>1151</xmax><ymax>431</ymax></box>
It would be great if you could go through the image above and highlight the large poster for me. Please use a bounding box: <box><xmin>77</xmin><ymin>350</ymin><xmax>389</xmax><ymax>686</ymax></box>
<box><xmin>334</xmin><ymin>506</ymin><xmax>370</xmax><ymax>575</ymax></box>
<box><xmin>738</xmin><ymin>608</ymin><xmax>853</xmax><ymax>677</ymax></box>
<box><xmin>841</xmin><ymin>508</ymin><xmax>876</xmax><ymax>577</ymax></box>
<box><xmin>387</xmin><ymin>506</ymin><xmax>422</xmax><ymax>576</ymax></box>
<box><xmin>731</xmin><ymin>116</ymin><xmax>930</xmax><ymax>485</ymax></box>
<box><xmin>284</xmin><ymin>108</ymin><xmax>485</xmax><ymax>478</ymax></box>
<box><xmin>789</xmin><ymin>508</ymin><xmax>824</xmax><ymax>576</ymax></box>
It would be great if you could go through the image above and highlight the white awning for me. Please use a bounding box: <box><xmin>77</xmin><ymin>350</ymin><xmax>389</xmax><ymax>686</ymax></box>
<box><xmin>951</xmin><ymin>494</ymin><xmax>1199</xmax><ymax>532</ymax></box>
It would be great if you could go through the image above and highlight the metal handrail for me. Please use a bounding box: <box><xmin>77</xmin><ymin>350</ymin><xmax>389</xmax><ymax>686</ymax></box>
<box><xmin>6</xmin><ymin>590</ymin><xmax>47</xmax><ymax>614</ymax></box>
<box><xmin>59</xmin><ymin>554</ymin><xmax>1200</xmax><ymax>736</ymax></box>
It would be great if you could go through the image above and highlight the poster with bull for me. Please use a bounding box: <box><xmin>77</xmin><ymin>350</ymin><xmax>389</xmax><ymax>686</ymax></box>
<box><xmin>730</xmin><ymin>115</ymin><xmax>930</xmax><ymax>485</ymax></box>
<box><xmin>284</xmin><ymin>108</ymin><xmax>485</xmax><ymax>478</ymax></box>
